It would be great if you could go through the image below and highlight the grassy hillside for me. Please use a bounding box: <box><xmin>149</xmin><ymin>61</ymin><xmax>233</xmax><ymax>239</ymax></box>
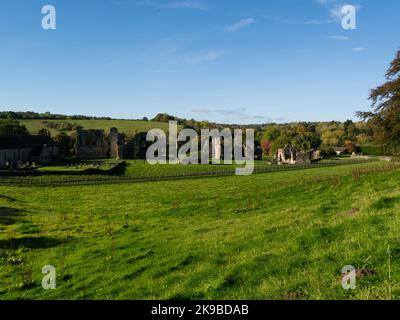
<box><xmin>1</xmin><ymin>162</ymin><xmax>400</xmax><ymax>299</ymax></box>
<box><xmin>19</xmin><ymin>119</ymin><xmax>172</xmax><ymax>136</ymax></box>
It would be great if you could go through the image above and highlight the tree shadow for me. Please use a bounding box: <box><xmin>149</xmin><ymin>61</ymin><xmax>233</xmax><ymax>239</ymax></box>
<box><xmin>371</xmin><ymin>196</ymin><xmax>400</xmax><ymax>210</ymax></box>
<box><xmin>0</xmin><ymin>195</ymin><xmax>18</xmax><ymax>202</ymax></box>
<box><xmin>0</xmin><ymin>207</ymin><xmax>25</xmax><ymax>226</ymax></box>
<box><xmin>0</xmin><ymin>236</ymin><xmax>67</xmax><ymax>249</ymax></box>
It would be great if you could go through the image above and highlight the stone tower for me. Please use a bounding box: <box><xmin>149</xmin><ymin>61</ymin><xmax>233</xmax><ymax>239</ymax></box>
<box><xmin>109</xmin><ymin>127</ymin><xmax>125</xmax><ymax>160</ymax></box>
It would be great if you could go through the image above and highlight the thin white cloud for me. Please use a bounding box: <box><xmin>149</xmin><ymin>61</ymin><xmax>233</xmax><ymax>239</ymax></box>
<box><xmin>116</xmin><ymin>0</ymin><xmax>207</xmax><ymax>10</ymax></box>
<box><xmin>191</xmin><ymin>108</ymin><xmax>271</xmax><ymax>122</ymax></box>
<box><xmin>164</xmin><ymin>0</ymin><xmax>207</xmax><ymax>10</ymax></box>
<box><xmin>314</xmin><ymin>0</ymin><xmax>329</xmax><ymax>5</ymax></box>
<box><xmin>328</xmin><ymin>35</ymin><xmax>350</xmax><ymax>40</ymax></box>
<box><xmin>263</xmin><ymin>14</ymin><xmax>336</xmax><ymax>26</ymax></box>
<box><xmin>183</xmin><ymin>51</ymin><xmax>224</xmax><ymax>65</ymax></box>
<box><xmin>330</xmin><ymin>4</ymin><xmax>362</xmax><ymax>21</ymax></box>
<box><xmin>191</xmin><ymin>107</ymin><xmax>246</xmax><ymax>117</ymax></box>
<box><xmin>215</xmin><ymin>108</ymin><xmax>246</xmax><ymax>116</ymax></box>
<box><xmin>330</xmin><ymin>5</ymin><xmax>343</xmax><ymax>20</ymax></box>
<box><xmin>353</xmin><ymin>47</ymin><xmax>364</xmax><ymax>52</ymax></box>
<box><xmin>224</xmin><ymin>18</ymin><xmax>255</xmax><ymax>32</ymax></box>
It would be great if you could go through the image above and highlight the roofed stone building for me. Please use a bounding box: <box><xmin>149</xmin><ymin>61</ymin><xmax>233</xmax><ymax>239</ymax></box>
<box><xmin>0</xmin><ymin>135</ymin><xmax>59</xmax><ymax>168</ymax></box>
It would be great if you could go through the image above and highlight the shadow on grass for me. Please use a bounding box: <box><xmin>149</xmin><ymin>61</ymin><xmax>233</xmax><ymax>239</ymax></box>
<box><xmin>0</xmin><ymin>236</ymin><xmax>67</xmax><ymax>249</ymax></box>
<box><xmin>0</xmin><ymin>207</ymin><xmax>25</xmax><ymax>226</ymax></box>
<box><xmin>0</xmin><ymin>195</ymin><xmax>18</xmax><ymax>202</ymax></box>
<box><xmin>371</xmin><ymin>196</ymin><xmax>400</xmax><ymax>210</ymax></box>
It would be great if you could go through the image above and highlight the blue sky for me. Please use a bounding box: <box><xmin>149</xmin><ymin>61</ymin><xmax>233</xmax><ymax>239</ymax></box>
<box><xmin>0</xmin><ymin>0</ymin><xmax>399</xmax><ymax>123</ymax></box>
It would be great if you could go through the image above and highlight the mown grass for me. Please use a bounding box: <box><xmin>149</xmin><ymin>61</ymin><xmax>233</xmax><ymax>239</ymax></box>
<box><xmin>1</xmin><ymin>161</ymin><xmax>400</xmax><ymax>300</ymax></box>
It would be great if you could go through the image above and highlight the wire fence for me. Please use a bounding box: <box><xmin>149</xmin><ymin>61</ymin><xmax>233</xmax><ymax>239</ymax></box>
<box><xmin>0</xmin><ymin>159</ymin><xmax>377</xmax><ymax>187</ymax></box>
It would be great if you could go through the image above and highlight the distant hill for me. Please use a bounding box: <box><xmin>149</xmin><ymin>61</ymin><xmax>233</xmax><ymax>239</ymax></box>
<box><xmin>19</xmin><ymin>119</ymin><xmax>172</xmax><ymax>136</ymax></box>
<box><xmin>0</xmin><ymin>111</ymin><xmax>180</xmax><ymax>136</ymax></box>
<box><xmin>2</xmin><ymin>111</ymin><xmax>232</xmax><ymax>136</ymax></box>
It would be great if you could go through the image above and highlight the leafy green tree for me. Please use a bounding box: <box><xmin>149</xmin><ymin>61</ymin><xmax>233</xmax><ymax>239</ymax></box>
<box><xmin>318</xmin><ymin>123</ymin><xmax>345</xmax><ymax>148</ymax></box>
<box><xmin>343</xmin><ymin>120</ymin><xmax>359</xmax><ymax>141</ymax></box>
<box><xmin>38</xmin><ymin>128</ymin><xmax>51</xmax><ymax>136</ymax></box>
<box><xmin>54</xmin><ymin>132</ymin><xmax>73</xmax><ymax>157</ymax></box>
<box><xmin>357</xmin><ymin>49</ymin><xmax>400</xmax><ymax>154</ymax></box>
<box><xmin>0</xmin><ymin>119</ymin><xmax>28</xmax><ymax>135</ymax></box>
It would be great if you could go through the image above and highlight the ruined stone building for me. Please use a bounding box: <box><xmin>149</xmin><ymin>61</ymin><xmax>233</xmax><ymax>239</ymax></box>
<box><xmin>109</xmin><ymin>127</ymin><xmax>125</xmax><ymax>159</ymax></box>
<box><xmin>275</xmin><ymin>144</ymin><xmax>321</xmax><ymax>165</ymax></box>
<box><xmin>200</xmin><ymin>138</ymin><xmax>262</xmax><ymax>162</ymax></box>
<box><xmin>0</xmin><ymin>135</ymin><xmax>59</xmax><ymax>168</ymax></box>
<box><xmin>75</xmin><ymin>129</ymin><xmax>109</xmax><ymax>159</ymax></box>
<box><xmin>333</xmin><ymin>147</ymin><xmax>347</xmax><ymax>156</ymax></box>
<box><xmin>276</xmin><ymin>145</ymin><xmax>297</xmax><ymax>165</ymax></box>
<box><xmin>123</xmin><ymin>132</ymin><xmax>149</xmax><ymax>159</ymax></box>
<box><xmin>75</xmin><ymin>128</ymin><xmax>126</xmax><ymax>159</ymax></box>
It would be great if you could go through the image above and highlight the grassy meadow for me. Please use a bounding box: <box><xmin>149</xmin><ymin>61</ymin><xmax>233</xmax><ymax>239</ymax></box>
<box><xmin>1</xmin><ymin>161</ymin><xmax>400</xmax><ymax>300</ymax></box>
<box><xmin>19</xmin><ymin>119</ymin><xmax>173</xmax><ymax>136</ymax></box>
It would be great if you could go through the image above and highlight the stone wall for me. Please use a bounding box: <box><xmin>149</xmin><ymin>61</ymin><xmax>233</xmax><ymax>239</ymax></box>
<box><xmin>75</xmin><ymin>129</ymin><xmax>109</xmax><ymax>159</ymax></box>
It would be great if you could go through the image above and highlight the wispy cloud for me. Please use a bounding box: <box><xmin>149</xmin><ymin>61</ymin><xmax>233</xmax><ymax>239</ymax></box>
<box><xmin>163</xmin><ymin>0</ymin><xmax>207</xmax><ymax>10</ymax></box>
<box><xmin>146</xmin><ymin>37</ymin><xmax>223</xmax><ymax>66</ymax></box>
<box><xmin>113</xmin><ymin>0</ymin><xmax>207</xmax><ymax>10</ymax></box>
<box><xmin>313</xmin><ymin>0</ymin><xmax>336</xmax><ymax>6</ymax></box>
<box><xmin>192</xmin><ymin>107</ymin><xmax>247</xmax><ymax>117</ymax></box>
<box><xmin>312</xmin><ymin>0</ymin><xmax>362</xmax><ymax>25</ymax></box>
<box><xmin>191</xmin><ymin>108</ymin><xmax>212</xmax><ymax>114</ymax></box>
<box><xmin>263</xmin><ymin>14</ymin><xmax>336</xmax><ymax>26</ymax></box>
<box><xmin>262</xmin><ymin>1</ymin><xmax>361</xmax><ymax>27</ymax></box>
<box><xmin>328</xmin><ymin>35</ymin><xmax>350</xmax><ymax>40</ymax></box>
<box><xmin>330</xmin><ymin>5</ymin><xmax>345</xmax><ymax>20</ymax></box>
<box><xmin>183</xmin><ymin>50</ymin><xmax>224</xmax><ymax>65</ymax></box>
<box><xmin>224</xmin><ymin>18</ymin><xmax>255</xmax><ymax>32</ymax></box>
<box><xmin>191</xmin><ymin>108</ymin><xmax>275</xmax><ymax>122</ymax></box>
<box><xmin>353</xmin><ymin>47</ymin><xmax>364</xmax><ymax>52</ymax></box>
<box><xmin>330</xmin><ymin>3</ymin><xmax>362</xmax><ymax>21</ymax></box>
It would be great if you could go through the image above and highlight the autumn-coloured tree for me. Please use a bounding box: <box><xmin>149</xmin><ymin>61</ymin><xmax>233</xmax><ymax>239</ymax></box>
<box><xmin>357</xmin><ymin>49</ymin><xmax>400</xmax><ymax>154</ymax></box>
<box><xmin>260</xmin><ymin>140</ymin><xmax>272</xmax><ymax>155</ymax></box>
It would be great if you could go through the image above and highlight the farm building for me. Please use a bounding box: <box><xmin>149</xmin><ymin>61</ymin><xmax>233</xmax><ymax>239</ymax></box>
<box><xmin>0</xmin><ymin>135</ymin><xmax>59</xmax><ymax>168</ymax></box>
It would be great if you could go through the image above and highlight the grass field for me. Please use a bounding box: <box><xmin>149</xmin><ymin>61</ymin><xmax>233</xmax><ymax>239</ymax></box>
<box><xmin>1</xmin><ymin>161</ymin><xmax>400</xmax><ymax>300</ymax></box>
<box><xmin>37</xmin><ymin>163</ymin><xmax>116</xmax><ymax>172</ymax></box>
<box><xmin>19</xmin><ymin>119</ymin><xmax>173</xmax><ymax>136</ymax></box>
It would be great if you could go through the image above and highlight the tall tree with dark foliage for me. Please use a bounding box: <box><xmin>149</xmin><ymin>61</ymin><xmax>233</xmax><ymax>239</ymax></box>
<box><xmin>0</xmin><ymin>119</ymin><xmax>28</xmax><ymax>135</ymax></box>
<box><xmin>357</xmin><ymin>49</ymin><xmax>400</xmax><ymax>154</ymax></box>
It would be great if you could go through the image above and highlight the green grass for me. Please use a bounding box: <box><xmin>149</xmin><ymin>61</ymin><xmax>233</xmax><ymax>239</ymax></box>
<box><xmin>123</xmin><ymin>160</ymin><xmax>270</xmax><ymax>177</ymax></box>
<box><xmin>37</xmin><ymin>162</ymin><xmax>116</xmax><ymax>172</ymax></box>
<box><xmin>361</xmin><ymin>145</ymin><xmax>385</xmax><ymax>156</ymax></box>
<box><xmin>1</xmin><ymin>161</ymin><xmax>400</xmax><ymax>300</ymax></box>
<box><xmin>19</xmin><ymin>119</ymin><xmax>173</xmax><ymax>136</ymax></box>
